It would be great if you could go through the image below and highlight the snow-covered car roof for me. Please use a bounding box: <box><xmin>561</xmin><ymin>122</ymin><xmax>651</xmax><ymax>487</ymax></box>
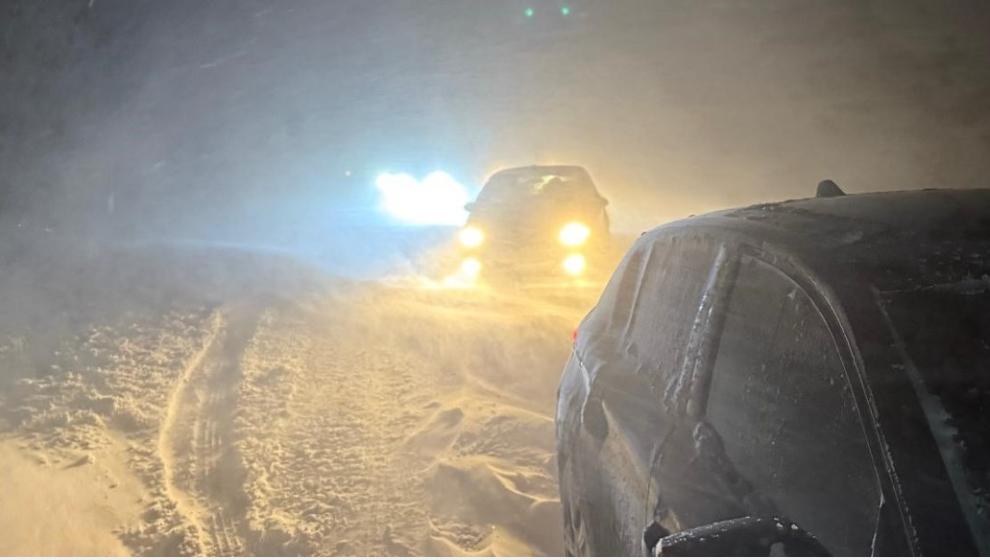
<box><xmin>476</xmin><ymin>165</ymin><xmax>606</xmax><ymax>205</ymax></box>
<box><xmin>644</xmin><ymin>188</ymin><xmax>990</xmax><ymax>293</ymax></box>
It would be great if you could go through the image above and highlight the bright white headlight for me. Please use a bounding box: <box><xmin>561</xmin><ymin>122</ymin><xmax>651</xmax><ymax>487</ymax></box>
<box><xmin>375</xmin><ymin>171</ymin><xmax>469</xmax><ymax>225</ymax></box>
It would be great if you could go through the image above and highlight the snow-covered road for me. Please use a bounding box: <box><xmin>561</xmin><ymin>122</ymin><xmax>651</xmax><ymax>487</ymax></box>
<box><xmin>0</xmin><ymin>245</ymin><xmax>598</xmax><ymax>555</ymax></box>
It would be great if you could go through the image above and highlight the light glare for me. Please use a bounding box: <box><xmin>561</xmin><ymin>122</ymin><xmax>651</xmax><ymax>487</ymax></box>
<box><xmin>460</xmin><ymin>257</ymin><xmax>482</xmax><ymax>279</ymax></box>
<box><xmin>459</xmin><ymin>226</ymin><xmax>485</xmax><ymax>247</ymax></box>
<box><xmin>441</xmin><ymin>257</ymin><xmax>483</xmax><ymax>289</ymax></box>
<box><xmin>375</xmin><ymin>171</ymin><xmax>470</xmax><ymax>225</ymax></box>
<box><xmin>559</xmin><ymin>222</ymin><xmax>591</xmax><ymax>246</ymax></box>
<box><xmin>563</xmin><ymin>254</ymin><xmax>586</xmax><ymax>276</ymax></box>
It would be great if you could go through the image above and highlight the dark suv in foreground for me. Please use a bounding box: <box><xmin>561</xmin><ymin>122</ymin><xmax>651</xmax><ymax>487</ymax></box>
<box><xmin>556</xmin><ymin>187</ymin><xmax>990</xmax><ymax>556</ymax></box>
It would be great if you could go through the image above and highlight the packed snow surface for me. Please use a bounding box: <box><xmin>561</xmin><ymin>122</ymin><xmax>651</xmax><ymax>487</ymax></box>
<box><xmin>0</xmin><ymin>243</ymin><xmax>595</xmax><ymax>555</ymax></box>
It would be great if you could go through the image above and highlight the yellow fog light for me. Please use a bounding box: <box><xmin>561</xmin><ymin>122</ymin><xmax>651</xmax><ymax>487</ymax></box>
<box><xmin>563</xmin><ymin>254</ymin><xmax>586</xmax><ymax>276</ymax></box>
<box><xmin>559</xmin><ymin>222</ymin><xmax>590</xmax><ymax>246</ymax></box>
<box><xmin>459</xmin><ymin>225</ymin><xmax>485</xmax><ymax>248</ymax></box>
<box><xmin>460</xmin><ymin>257</ymin><xmax>482</xmax><ymax>279</ymax></box>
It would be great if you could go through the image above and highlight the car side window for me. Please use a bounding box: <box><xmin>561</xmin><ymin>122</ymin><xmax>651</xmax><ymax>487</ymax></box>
<box><xmin>705</xmin><ymin>254</ymin><xmax>881</xmax><ymax>555</ymax></box>
<box><xmin>590</xmin><ymin>234</ymin><xmax>717</xmax><ymax>395</ymax></box>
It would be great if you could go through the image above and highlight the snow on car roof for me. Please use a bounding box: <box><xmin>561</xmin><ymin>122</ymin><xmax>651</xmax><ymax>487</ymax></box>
<box><xmin>645</xmin><ymin>189</ymin><xmax>990</xmax><ymax>292</ymax></box>
<box><xmin>480</xmin><ymin>166</ymin><xmax>601</xmax><ymax>199</ymax></box>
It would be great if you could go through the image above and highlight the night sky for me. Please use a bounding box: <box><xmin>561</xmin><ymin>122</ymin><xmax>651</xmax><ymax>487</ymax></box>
<box><xmin>3</xmin><ymin>0</ymin><xmax>989</xmax><ymax>241</ymax></box>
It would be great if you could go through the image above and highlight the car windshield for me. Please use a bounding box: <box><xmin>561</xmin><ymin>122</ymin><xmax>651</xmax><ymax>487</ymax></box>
<box><xmin>880</xmin><ymin>280</ymin><xmax>990</xmax><ymax>553</ymax></box>
<box><xmin>469</xmin><ymin>170</ymin><xmax>604</xmax><ymax>234</ymax></box>
<box><xmin>478</xmin><ymin>171</ymin><xmax>595</xmax><ymax>204</ymax></box>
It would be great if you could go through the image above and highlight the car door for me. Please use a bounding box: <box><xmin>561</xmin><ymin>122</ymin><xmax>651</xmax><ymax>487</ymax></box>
<box><xmin>650</xmin><ymin>249</ymin><xmax>885</xmax><ymax>555</ymax></box>
<box><xmin>568</xmin><ymin>231</ymin><xmax>721</xmax><ymax>555</ymax></box>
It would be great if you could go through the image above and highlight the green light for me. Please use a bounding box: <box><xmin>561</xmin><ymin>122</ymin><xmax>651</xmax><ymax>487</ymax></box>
<box><xmin>524</xmin><ymin>7</ymin><xmax>534</xmax><ymax>18</ymax></box>
<box><xmin>561</xmin><ymin>5</ymin><xmax>571</xmax><ymax>15</ymax></box>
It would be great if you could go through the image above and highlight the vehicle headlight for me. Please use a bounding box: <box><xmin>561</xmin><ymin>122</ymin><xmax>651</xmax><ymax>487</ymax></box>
<box><xmin>459</xmin><ymin>225</ymin><xmax>485</xmax><ymax>248</ymax></box>
<box><xmin>563</xmin><ymin>254</ymin><xmax>586</xmax><ymax>276</ymax></box>
<box><xmin>559</xmin><ymin>222</ymin><xmax>590</xmax><ymax>246</ymax></box>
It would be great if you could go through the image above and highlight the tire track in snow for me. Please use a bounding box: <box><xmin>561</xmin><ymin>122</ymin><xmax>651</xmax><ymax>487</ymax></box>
<box><xmin>234</xmin><ymin>300</ymin><xmax>440</xmax><ymax>555</ymax></box>
<box><xmin>158</xmin><ymin>305</ymin><xmax>261</xmax><ymax>556</ymax></box>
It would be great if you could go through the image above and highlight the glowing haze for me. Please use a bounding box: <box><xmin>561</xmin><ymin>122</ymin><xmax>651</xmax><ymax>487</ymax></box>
<box><xmin>3</xmin><ymin>1</ymin><xmax>989</xmax><ymax>244</ymax></box>
<box><xmin>375</xmin><ymin>171</ymin><xmax>471</xmax><ymax>226</ymax></box>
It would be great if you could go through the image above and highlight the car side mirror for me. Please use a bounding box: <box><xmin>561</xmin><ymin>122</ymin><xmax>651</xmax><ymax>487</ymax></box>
<box><xmin>649</xmin><ymin>516</ymin><xmax>829</xmax><ymax>556</ymax></box>
<box><xmin>464</xmin><ymin>202</ymin><xmax>475</xmax><ymax>212</ymax></box>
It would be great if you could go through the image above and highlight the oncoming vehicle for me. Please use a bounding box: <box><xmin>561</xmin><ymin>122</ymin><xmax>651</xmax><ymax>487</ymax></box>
<box><xmin>453</xmin><ymin>165</ymin><xmax>610</xmax><ymax>284</ymax></box>
<box><xmin>555</xmin><ymin>185</ymin><xmax>990</xmax><ymax>556</ymax></box>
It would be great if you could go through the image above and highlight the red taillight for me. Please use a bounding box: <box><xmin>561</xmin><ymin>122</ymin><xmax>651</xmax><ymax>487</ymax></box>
<box><xmin>571</xmin><ymin>327</ymin><xmax>579</xmax><ymax>344</ymax></box>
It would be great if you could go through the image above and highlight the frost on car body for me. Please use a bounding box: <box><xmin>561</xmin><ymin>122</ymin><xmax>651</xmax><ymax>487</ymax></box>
<box><xmin>556</xmin><ymin>188</ymin><xmax>990</xmax><ymax>556</ymax></box>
